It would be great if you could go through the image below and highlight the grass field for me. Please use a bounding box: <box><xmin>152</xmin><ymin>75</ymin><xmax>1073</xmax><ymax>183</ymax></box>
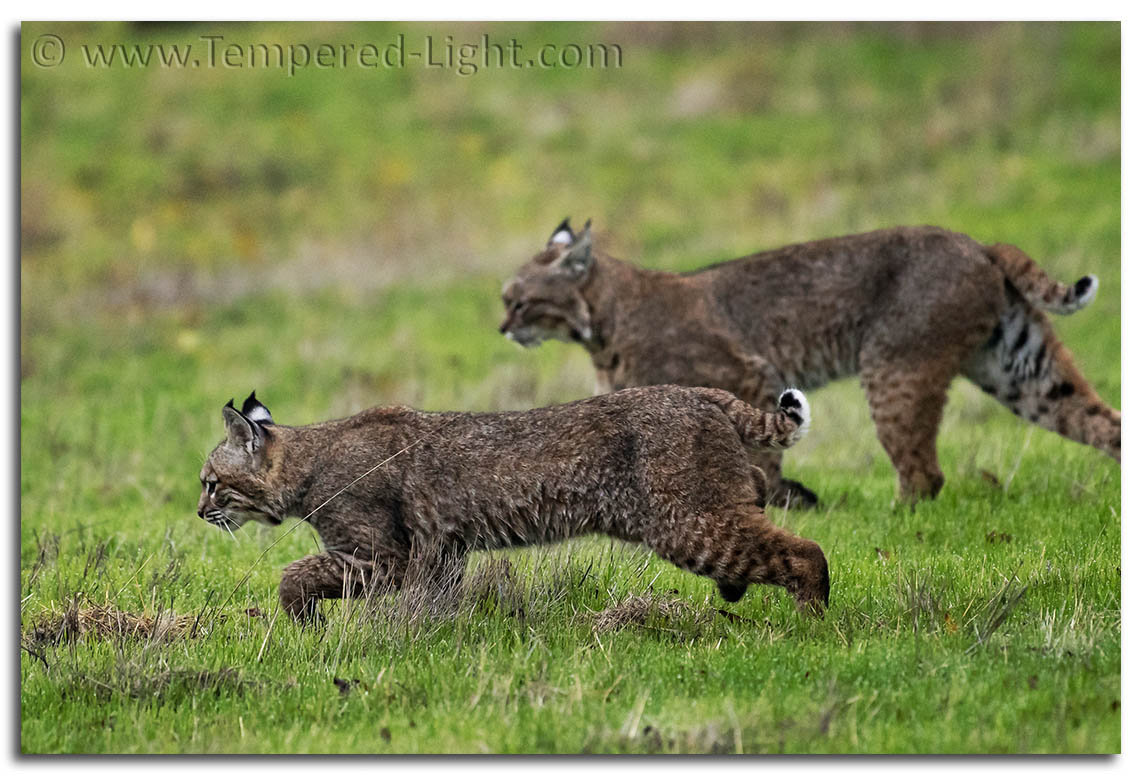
<box><xmin>19</xmin><ymin>21</ymin><xmax>1120</xmax><ymax>753</ymax></box>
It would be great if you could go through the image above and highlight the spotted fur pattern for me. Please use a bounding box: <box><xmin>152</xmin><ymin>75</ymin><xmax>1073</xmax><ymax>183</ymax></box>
<box><xmin>197</xmin><ymin>387</ymin><xmax>828</xmax><ymax>620</ymax></box>
<box><xmin>500</xmin><ymin>223</ymin><xmax>1119</xmax><ymax>503</ymax></box>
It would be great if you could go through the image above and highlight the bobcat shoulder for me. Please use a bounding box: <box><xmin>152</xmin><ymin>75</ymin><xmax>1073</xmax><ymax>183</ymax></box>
<box><xmin>500</xmin><ymin>220</ymin><xmax>1120</xmax><ymax>503</ymax></box>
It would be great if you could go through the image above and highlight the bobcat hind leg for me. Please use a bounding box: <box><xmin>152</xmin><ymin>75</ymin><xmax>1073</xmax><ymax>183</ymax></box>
<box><xmin>963</xmin><ymin>302</ymin><xmax>1120</xmax><ymax>461</ymax></box>
<box><xmin>643</xmin><ymin>498</ymin><xmax>827</xmax><ymax>613</ymax></box>
<box><xmin>707</xmin><ymin>508</ymin><xmax>829</xmax><ymax>613</ymax></box>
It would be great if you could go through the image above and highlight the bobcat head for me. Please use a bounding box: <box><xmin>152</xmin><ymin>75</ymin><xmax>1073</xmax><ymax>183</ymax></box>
<box><xmin>499</xmin><ymin>218</ymin><xmax>595</xmax><ymax>348</ymax></box>
<box><xmin>197</xmin><ymin>391</ymin><xmax>285</xmax><ymax>529</ymax></box>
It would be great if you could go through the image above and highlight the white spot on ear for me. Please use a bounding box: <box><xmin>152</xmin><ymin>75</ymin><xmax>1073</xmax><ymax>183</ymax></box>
<box><xmin>246</xmin><ymin>405</ymin><xmax>272</xmax><ymax>424</ymax></box>
<box><xmin>550</xmin><ymin>229</ymin><xmax>573</xmax><ymax>246</ymax></box>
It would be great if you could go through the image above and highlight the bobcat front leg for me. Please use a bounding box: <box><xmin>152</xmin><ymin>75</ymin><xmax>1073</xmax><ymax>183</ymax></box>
<box><xmin>279</xmin><ymin>550</ymin><xmax>406</xmax><ymax>622</ymax></box>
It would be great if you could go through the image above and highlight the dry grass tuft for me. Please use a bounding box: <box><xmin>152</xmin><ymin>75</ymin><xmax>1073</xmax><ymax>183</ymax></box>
<box><xmin>590</xmin><ymin>594</ymin><xmax>713</xmax><ymax>636</ymax></box>
<box><xmin>23</xmin><ymin>603</ymin><xmax>198</xmax><ymax>647</ymax></box>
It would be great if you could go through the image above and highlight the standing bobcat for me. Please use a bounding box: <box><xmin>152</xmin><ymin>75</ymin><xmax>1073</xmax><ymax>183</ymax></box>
<box><xmin>500</xmin><ymin>220</ymin><xmax>1120</xmax><ymax>504</ymax></box>
<box><xmin>197</xmin><ymin>388</ymin><xmax>827</xmax><ymax>620</ymax></box>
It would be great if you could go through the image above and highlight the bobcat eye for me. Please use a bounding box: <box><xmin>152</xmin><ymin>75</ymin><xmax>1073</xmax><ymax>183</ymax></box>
<box><xmin>206</xmin><ymin>481</ymin><xmax>218</xmax><ymax>497</ymax></box>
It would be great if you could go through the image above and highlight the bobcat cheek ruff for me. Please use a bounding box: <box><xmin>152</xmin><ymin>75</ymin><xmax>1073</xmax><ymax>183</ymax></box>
<box><xmin>198</xmin><ymin>385</ymin><xmax>827</xmax><ymax>621</ymax></box>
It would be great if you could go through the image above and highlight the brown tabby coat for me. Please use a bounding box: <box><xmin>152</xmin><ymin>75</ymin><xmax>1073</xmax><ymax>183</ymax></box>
<box><xmin>500</xmin><ymin>221</ymin><xmax>1121</xmax><ymax>503</ymax></box>
<box><xmin>197</xmin><ymin>388</ymin><xmax>827</xmax><ymax>620</ymax></box>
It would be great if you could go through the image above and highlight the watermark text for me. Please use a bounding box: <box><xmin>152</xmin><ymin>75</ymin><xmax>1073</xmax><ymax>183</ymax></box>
<box><xmin>30</xmin><ymin>32</ymin><xmax>624</xmax><ymax>77</ymax></box>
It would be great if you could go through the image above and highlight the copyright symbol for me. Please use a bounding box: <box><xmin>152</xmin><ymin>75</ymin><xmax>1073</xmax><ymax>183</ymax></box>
<box><xmin>31</xmin><ymin>34</ymin><xmax>65</xmax><ymax>68</ymax></box>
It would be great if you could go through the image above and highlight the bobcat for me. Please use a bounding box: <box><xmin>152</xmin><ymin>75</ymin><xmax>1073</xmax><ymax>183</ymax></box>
<box><xmin>197</xmin><ymin>388</ymin><xmax>828</xmax><ymax>620</ymax></box>
<box><xmin>500</xmin><ymin>220</ymin><xmax>1121</xmax><ymax>505</ymax></box>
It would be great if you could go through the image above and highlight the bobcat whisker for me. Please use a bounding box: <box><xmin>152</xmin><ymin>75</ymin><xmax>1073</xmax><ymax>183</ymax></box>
<box><xmin>219</xmin><ymin>517</ymin><xmax>238</xmax><ymax>543</ymax></box>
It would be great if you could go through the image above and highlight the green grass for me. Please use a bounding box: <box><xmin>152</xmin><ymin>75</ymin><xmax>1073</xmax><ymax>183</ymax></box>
<box><xmin>20</xmin><ymin>21</ymin><xmax>1120</xmax><ymax>753</ymax></box>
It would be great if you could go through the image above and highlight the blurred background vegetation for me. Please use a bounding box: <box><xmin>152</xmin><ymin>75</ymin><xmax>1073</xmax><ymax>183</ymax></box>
<box><xmin>21</xmin><ymin>19</ymin><xmax>1120</xmax><ymax>501</ymax></box>
<box><xmin>20</xmin><ymin>22</ymin><xmax>1120</xmax><ymax>753</ymax></box>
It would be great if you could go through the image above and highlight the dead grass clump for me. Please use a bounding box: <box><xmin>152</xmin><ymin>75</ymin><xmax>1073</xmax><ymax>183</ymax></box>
<box><xmin>590</xmin><ymin>594</ymin><xmax>713</xmax><ymax>636</ymax></box>
<box><xmin>23</xmin><ymin>603</ymin><xmax>197</xmax><ymax>648</ymax></box>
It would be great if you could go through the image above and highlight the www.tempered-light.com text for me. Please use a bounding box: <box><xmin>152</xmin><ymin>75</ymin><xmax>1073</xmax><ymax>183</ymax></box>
<box><xmin>39</xmin><ymin>33</ymin><xmax>624</xmax><ymax>76</ymax></box>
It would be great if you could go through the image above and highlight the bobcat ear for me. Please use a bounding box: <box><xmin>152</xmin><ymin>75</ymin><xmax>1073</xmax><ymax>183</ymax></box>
<box><xmin>548</xmin><ymin>217</ymin><xmax>575</xmax><ymax>247</ymax></box>
<box><xmin>241</xmin><ymin>390</ymin><xmax>273</xmax><ymax>425</ymax></box>
<box><xmin>223</xmin><ymin>402</ymin><xmax>266</xmax><ymax>454</ymax></box>
<box><xmin>556</xmin><ymin>220</ymin><xmax>593</xmax><ymax>279</ymax></box>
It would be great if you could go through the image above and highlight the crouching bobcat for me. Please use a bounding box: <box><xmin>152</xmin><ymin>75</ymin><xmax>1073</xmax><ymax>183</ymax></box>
<box><xmin>197</xmin><ymin>388</ymin><xmax>828</xmax><ymax>620</ymax></box>
<box><xmin>500</xmin><ymin>221</ymin><xmax>1121</xmax><ymax>504</ymax></box>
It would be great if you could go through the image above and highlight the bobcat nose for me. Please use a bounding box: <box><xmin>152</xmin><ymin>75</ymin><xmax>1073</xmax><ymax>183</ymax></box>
<box><xmin>498</xmin><ymin>316</ymin><xmax>512</xmax><ymax>334</ymax></box>
<box><xmin>196</xmin><ymin>506</ymin><xmax>205</xmax><ymax>518</ymax></box>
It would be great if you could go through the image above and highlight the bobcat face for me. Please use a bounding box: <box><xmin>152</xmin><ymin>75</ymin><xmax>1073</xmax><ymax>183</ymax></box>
<box><xmin>197</xmin><ymin>392</ymin><xmax>283</xmax><ymax>529</ymax></box>
<box><xmin>500</xmin><ymin>219</ymin><xmax>595</xmax><ymax>348</ymax></box>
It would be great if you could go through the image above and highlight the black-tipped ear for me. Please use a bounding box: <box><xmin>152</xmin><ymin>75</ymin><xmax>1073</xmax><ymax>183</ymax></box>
<box><xmin>548</xmin><ymin>217</ymin><xmax>575</xmax><ymax>247</ymax></box>
<box><xmin>556</xmin><ymin>220</ymin><xmax>593</xmax><ymax>279</ymax></box>
<box><xmin>241</xmin><ymin>390</ymin><xmax>273</xmax><ymax>425</ymax></box>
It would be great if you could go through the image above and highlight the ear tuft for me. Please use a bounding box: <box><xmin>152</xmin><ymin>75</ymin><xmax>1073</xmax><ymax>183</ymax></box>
<box><xmin>241</xmin><ymin>390</ymin><xmax>273</xmax><ymax>425</ymax></box>
<box><xmin>548</xmin><ymin>217</ymin><xmax>575</xmax><ymax>247</ymax></box>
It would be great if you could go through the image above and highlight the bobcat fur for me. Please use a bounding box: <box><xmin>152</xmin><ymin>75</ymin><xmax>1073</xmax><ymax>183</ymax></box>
<box><xmin>500</xmin><ymin>221</ymin><xmax>1120</xmax><ymax>504</ymax></box>
<box><xmin>197</xmin><ymin>388</ymin><xmax>827</xmax><ymax>620</ymax></box>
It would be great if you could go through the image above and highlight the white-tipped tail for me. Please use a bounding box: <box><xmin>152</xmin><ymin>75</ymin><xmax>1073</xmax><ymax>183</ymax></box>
<box><xmin>1074</xmin><ymin>274</ymin><xmax>1099</xmax><ymax>309</ymax></box>
<box><xmin>779</xmin><ymin>388</ymin><xmax>810</xmax><ymax>441</ymax></box>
